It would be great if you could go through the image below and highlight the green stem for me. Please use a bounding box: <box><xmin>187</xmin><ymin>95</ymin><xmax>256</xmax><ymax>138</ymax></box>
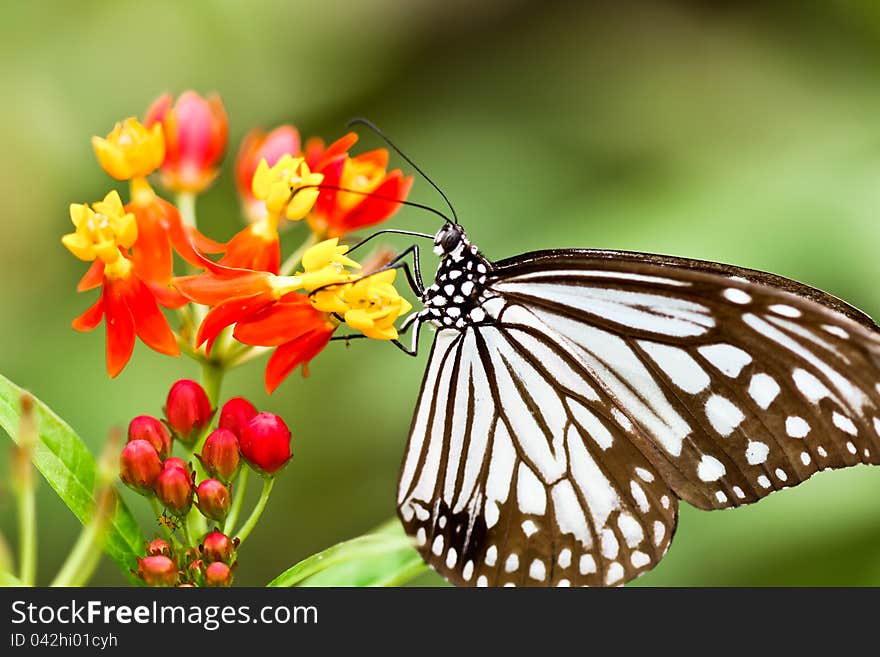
<box><xmin>176</xmin><ymin>192</ymin><xmax>198</xmax><ymax>229</ymax></box>
<box><xmin>51</xmin><ymin>515</ymin><xmax>104</xmax><ymax>587</ymax></box>
<box><xmin>201</xmin><ymin>360</ymin><xmax>224</xmax><ymax>408</ymax></box>
<box><xmin>279</xmin><ymin>232</ymin><xmax>319</xmax><ymax>276</ymax></box>
<box><xmin>235</xmin><ymin>477</ymin><xmax>275</xmax><ymax>544</ymax></box>
<box><xmin>224</xmin><ymin>468</ymin><xmax>249</xmax><ymax>535</ymax></box>
<box><xmin>149</xmin><ymin>498</ymin><xmax>178</xmax><ymax>548</ymax></box>
<box><xmin>181</xmin><ymin>520</ymin><xmax>193</xmax><ymax>549</ymax></box>
<box><xmin>17</xmin><ymin>488</ymin><xmax>36</xmax><ymax>586</ymax></box>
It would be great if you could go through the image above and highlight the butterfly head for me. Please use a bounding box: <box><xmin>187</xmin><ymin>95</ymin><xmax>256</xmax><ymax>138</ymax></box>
<box><xmin>433</xmin><ymin>223</ymin><xmax>469</xmax><ymax>258</ymax></box>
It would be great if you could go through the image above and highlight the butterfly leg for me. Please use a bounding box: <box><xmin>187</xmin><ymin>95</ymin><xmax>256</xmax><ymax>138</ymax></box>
<box><xmin>391</xmin><ymin>312</ymin><xmax>424</xmax><ymax>356</ymax></box>
<box><xmin>372</xmin><ymin>243</ymin><xmax>425</xmax><ymax>296</ymax></box>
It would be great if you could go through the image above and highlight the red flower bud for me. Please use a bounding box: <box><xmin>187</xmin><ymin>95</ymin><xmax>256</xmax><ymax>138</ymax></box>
<box><xmin>145</xmin><ymin>538</ymin><xmax>172</xmax><ymax>558</ymax></box>
<box><xmin>154</xmin><ymin>464</ymin><xmax>194</xmax><ymax>516</ymax></box>
<box><xmin>198</xmin><ymin>428</ymin><xmax>240</xmax><ymax>483</ymax></box>
<box><xmin>200</xmin><ymin>530</ymin><xmax>239</xmax><ymax>564</ymax></box>
<box><xmin>196</xmin><ymin>479</ymin><xmax>231</xmax><ymax>522</ymax></box>
<box><xmin>137</xmin><ymin>555</ymin><xmax>178</xmax><ymax>587</ymax></box>
<box><xmin>165</xmin><ymin>379</ymin><xmax>213</xmax><ymax>444</ymax></box>
<box><xmin>239</xmin><ymin>412</ymin><xmax>291</xmax><ymax>475</ymax></box>
<box><xmin>162</xmin><ymin>457</ymin><xmax>189</xmax><ymax>472</ymax></box>
<box><xmin>144</xmin><ymin>91</ymin><xmax>228</xmax><ymax>194</ymax></box>
<box><xmin>128</xmin><ymin>415</ymin><xmax>172</xmax><ymax>459</ymax></box>
<box><xmin>120</xmin><ymin>440</ymin><xmax>162</xmax><ymax>495</ymax></box>
<box><xmin>205</xmin><ymin>561</ymin><xmax>234</xmax><ymax>587</ymax></box>
<box><xmin>218</xmin><ymin>397</ymin><xmax>258</xmax><ymax>437</ymax></box>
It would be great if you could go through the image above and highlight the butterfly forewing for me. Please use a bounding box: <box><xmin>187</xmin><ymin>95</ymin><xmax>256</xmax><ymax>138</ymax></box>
<box><xmin>490</xmin><ymin>251</ymin><xmax>880</xmax><ymax>511</ymax></box>
<box><xmin>398</xmin><ymin>243</ymin><xmax>880</xmax><ymax>587</ymax></box>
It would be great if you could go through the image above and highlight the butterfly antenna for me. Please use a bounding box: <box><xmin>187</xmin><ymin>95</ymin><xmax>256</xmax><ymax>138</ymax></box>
<box><xmin>348</xmin><ymin>117</ymin><xmax>459</xmax><ymax>225</ymax></box>
<box><xmin>290</xmin><ymin>184</ymin><xmax>453</xmax><ymax>224</ymax></box>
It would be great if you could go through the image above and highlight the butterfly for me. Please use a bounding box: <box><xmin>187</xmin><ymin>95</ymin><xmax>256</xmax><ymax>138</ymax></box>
<box><xmin>336</xmin><ymin>120</ymin><xmax>880</xmax><ymax>587</ymax></box>
<box><xmin>390</xmin><ymin>223</ymin><xmax>880</xmax><ymax>587</ymax></box>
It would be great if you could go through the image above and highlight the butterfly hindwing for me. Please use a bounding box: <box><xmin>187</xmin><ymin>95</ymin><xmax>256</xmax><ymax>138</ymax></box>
<box><xmin>397</xmin><ymin>326</ymin><xmax>678</xmax><ymax>587</ymax></box>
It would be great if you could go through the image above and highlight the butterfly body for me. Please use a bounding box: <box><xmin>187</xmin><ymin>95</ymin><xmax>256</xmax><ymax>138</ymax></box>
<box><xmin>418</xmin><ymin>224</ymin><xmax>495</xmax><ymax>330</ymax></box>
<box><xmin>396</xmin><ymin>223</ymin><xmax>880</xmax><ymax>587</ymax></box>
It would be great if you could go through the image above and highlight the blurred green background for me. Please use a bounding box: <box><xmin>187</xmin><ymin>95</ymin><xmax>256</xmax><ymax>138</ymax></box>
<box><xmin>2</xmin><ymin>0</ymin><xmax>880</xmax><ymax>586</ymax></box>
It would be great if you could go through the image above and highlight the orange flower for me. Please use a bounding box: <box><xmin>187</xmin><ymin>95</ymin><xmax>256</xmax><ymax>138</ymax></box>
<box><xmin>305</xmin><ymin>133</ymin><xmax>413</xmax><ymax>237</ymax></box>
<box><xmin>219</xmin><ymin>155</ymin><xmax>322</xmax><ymax>273</ymax></box>
<box><xmin>127</xmin><ymin>178</ymin><xmax>225</xmax><ymax>303</ymax></box>
<box><xmin>235</xmin><ymin>125</ymin><xmax>302</xmax><ymax>222</ymax></box>
<box><xmin>144</xmin><ymin>91</ymin><xmax>228</xmax><ymax>194</ymax></box>
<box><xmin>63</xmin><ymin>191</ymin><xmax>179</xmax><ymax>377</ymax></box>
<box><xmin>174</xmin><ymin>267</ymin><xmax>334</xmax><ymax>393</ymax></box>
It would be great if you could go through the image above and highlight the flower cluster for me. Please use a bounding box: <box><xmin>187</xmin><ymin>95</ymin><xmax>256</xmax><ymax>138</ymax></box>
<box><xmin>123</xmin><ymin>380</ymin><xmax>292</xmax><ymax>586</ymax></box>
<box><xmin>64</xmin><ymin>91</ymin><xmax>414</xmax><ymax>390</ymax></box>
<box><xmin>63</xmin><ymin>91</ymin><xmax>419</xmax><ymax>588</ymax></box>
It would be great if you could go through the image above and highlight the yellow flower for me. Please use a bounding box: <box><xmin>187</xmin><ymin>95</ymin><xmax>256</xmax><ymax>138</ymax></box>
<box><xmin>341</xmin><ymin>269</ymin><xmax>412</xmax><ymax>340</ymax></box>
<box><xmin>298</xmin><ymin>238</ymin><xmax>361</xmax><ymax>293</ymax></box>
<box><xmin>92</xmin><ymin>118</ymin><xmax>165</xmax><ymax>180</ymax></box>
<box><xmin>251</xmin><ymin>154</ymin><xmax>324</xmax><ymax>220</ymax></box>
<box><xmin>62</xmin><ymin>190</ymin><xmax>137</xmax><ymax>267</ymax></box>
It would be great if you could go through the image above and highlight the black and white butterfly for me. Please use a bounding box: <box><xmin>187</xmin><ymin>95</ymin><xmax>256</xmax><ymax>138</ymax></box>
<box><xmin>332</xmin><ymin>120</ymin><xmax>880</xmax><ymax>587</ymax></box>
<box><xmin>388</xmin><ymin>223</ymin><xmax>880</xmax><ymax>587</ymax></box>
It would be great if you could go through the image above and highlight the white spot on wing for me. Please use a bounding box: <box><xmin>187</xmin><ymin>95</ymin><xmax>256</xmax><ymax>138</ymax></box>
<box><xmin>605</xmin><ymin>562</ymin><xmax>624</xmax><ymax>585</ymax></box>
<box><xmin>529</xmin><ymin>559</ymin><xmax>546</xmax><ymax>581</ymax></box>
<box><xmin>579</xmin><ymin>554</ymin><xmax>596</xmax><ymax>575</ymax></box>
<box><xmin>652</xmin><ymin>521</ymin><xmax>665</xmax><ymax>546</ymax></box>
<box><xmin>786</xmin><ymin>416</ymin><xmax>810</xmax><ymax>438</ymax></box>
<box><xmin>617</xmin><ymin>512</ymin><xmax>645</xmax><ymax>548</ymax></box>
<box><xmin>698</xmin><ymin>344</ymin><xmax>752</xmax><ymax>378</ymax></box>
<box><xmin>601</xmin><ymin>529</ymin><xmax>619</xmax><ymax>559</ymax></box>
<box><xmin>558</xmin><ymin>548</ymin><xmax>572</xmax><ymax>569</ymax></box>
<box><xmin>516</xmin><ymin>463</ymin><xmax>547</xmax><ymax>515</ymax></box>
<box><xmin>769</xmin><ymin>304</ymin><xmax>801</xmax><ymax>318</ymax></box>
<box><xmin>705</xmin><ymin>395</ymin><xmax>745</xmax><ymax>437</ymax></box>
<box><xmin>749</xmin><ymin>373</ymin><xmax>780</xmax><ymax>409</ymax></box>
<box><xmin>822</xmin><ymin>325</ymin><xmax>848</xmax><ymax>339</ymax></box>
<box><xmin>630</xmin><ymin>480</ymin><xmax>650</xmax><ymax>513</ymax></box>
<box><xmin>697</xmin><ymin>455</ymin><xmax>726</xmax><ymax>482</ymax></box>
<box><xmin>446</xmin><ymin>548</ymin><xmax>458</xmax><ymax>568</ymax></box>
<box><xmin>833</xmin><ymin>412</ymin><xmax>857</xmax><ymax>436</ymax></box>
<box><xmin>745</xmin><ymin>440</ymin><xmax>769</xmax><ymax>465</ymax></box>
<box><xmin>724</xmin><ymin>288</ymin><xmax>751</xmax><ymax>304</ymax></box>
<box><xmin>485</xmin><ymin>545</ymin><xmax>497</xmax><ymax>566</ymax></box>
<box><xmin>635</xmin><ymin>467</ymin><xmax>654</xmax><ymax>482</ymax></box>
<box><xmin>640</xmin><ymin>341</ymin><xmax>710</xmax><ymax>394</ymax></box>
<box><xmin>631</xmin><ymin>551</ymin><xmax>650</xmax><ymax>568</ymax></box>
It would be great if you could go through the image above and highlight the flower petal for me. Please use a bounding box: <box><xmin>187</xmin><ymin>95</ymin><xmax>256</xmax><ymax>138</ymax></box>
<box><xmin>174</xmin><ymin>270</ymin><xmax>273</xmax><ymax>306</ymax></box>
<box><xmin>196</xmin><ymin>293</ymin><xmax>275</xmax><ymax>354</ymax></box>
<box><xmin>233</xmin><ymin>295</ymin><xmax>326</xmax><ymax>347</ymax></box>
<box><xmin>71</xmin><ymin>297</ymin><xmax>105</xmax><ymax>331</ymax></box>
<box><xmin>102</xmin><ymin>279</ymin><xmax>136</xmax><ymax>377</ymax></box>
<box><xmin>77</xmin><ymin>260</ymin><xmax>106</xmax><ymax>292</ymax></box>
<box><xmin>122</xmin><ymin>277</ymin><xmax>179</xmax><ymax>357</ymax></box>
<box><xmin>264</xmin><ymin>327</ymin><xmax>334</xmax><ymax>393</ymax></box>
<box><xmin>128</xmin><ymin>199</ymin><xmax>174</xmax><ymax>286</ymax></box>
<box><xmin>327</xmin><ymin>172</ymin><xmax>413</xmax><ymax>236</ymax></box>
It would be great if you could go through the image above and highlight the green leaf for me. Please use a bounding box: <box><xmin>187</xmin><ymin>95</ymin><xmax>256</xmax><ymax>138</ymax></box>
<box><xmin>268</xmin><ymin>519</ymin><xmax>428</xmax><ymax>587</ymax></box>
<box><xmin>0</xmin><ymin>373</ymin><xmax>144</xmax><ymax>583</ymax></box>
